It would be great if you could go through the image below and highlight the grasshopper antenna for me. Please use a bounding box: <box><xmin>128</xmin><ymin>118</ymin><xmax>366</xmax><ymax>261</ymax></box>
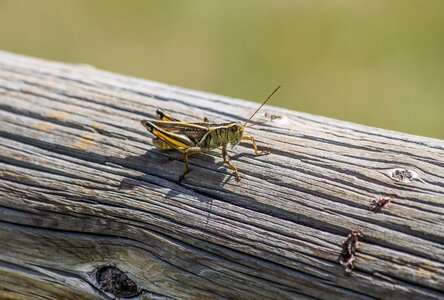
<box><xmin>245</xmin><ymin>120</ymin><xmax>268</xmax><ymax>128</ymax></box>
<box><xmin>244</xmin><ymin>85</ymin><xmax>281</xmax><ymax>127</ymax></box>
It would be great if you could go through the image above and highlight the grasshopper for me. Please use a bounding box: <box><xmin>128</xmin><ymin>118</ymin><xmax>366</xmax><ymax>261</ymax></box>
<box><xmin>141</xmin><ymin>86</ymin><xmax>280</xmax><ymax>181</ymax></box>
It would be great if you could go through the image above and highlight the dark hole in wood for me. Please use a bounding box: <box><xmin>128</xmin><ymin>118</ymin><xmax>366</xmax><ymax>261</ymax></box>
<box><xmin>96</xmin><ymin>266</ymin><xmax>139</xmax><ymax>298</ymax></box>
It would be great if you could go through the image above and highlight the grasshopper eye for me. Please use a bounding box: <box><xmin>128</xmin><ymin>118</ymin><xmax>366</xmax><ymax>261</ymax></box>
<box><xmin>231</xmin><ymin>125</ymin><xmax>238</xmax><ymax>132</ymax></box>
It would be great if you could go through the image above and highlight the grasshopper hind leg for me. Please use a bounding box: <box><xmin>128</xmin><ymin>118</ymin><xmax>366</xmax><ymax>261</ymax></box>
<box><xmin>156</xmin><ymin>109</ymin><xmax>181</xmax><ymax>122</ymax></box>
<box><xmin>152</xmin><ymin>137</ymin><xmax>175</xmax><ymax>150</ymax></box>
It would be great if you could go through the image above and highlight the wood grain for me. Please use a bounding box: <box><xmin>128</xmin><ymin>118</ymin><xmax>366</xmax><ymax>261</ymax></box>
<box><xmin>0</xmin><ymin>51</ymin><xmax>443</xmax><ymax>300</ymax></box>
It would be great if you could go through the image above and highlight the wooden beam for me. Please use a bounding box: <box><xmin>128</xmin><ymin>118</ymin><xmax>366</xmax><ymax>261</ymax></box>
<box><xmin>0</xmin><ymin>51</ymin><xmax>443</xmax><ymax>299</ymax></box>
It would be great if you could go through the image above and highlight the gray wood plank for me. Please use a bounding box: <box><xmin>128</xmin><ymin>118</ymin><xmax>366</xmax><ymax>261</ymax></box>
<box><xmin>0</xmin><ymin>51</ymin><xmax>443</xmax><ymax>299</ymax></box>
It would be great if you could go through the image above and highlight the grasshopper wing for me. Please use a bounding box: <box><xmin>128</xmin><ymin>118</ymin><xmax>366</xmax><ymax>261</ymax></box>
<box><xmin>147</xmin><ymin>121</ymin><xmax>210</xmax><ymax>142</ymax></box>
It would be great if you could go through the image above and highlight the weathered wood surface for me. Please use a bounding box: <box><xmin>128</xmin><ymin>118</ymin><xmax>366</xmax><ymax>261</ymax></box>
<box><xmin>0</xmin><ymin>51</ymin><xmax>443</xmax><ymax>300</ymax></box>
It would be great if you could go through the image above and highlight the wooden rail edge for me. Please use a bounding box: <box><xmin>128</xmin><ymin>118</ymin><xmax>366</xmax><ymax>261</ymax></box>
<box><xmin>0</xmin><ymin>51</ymin><xmax>443</xmax><ymax>299</ymax></box>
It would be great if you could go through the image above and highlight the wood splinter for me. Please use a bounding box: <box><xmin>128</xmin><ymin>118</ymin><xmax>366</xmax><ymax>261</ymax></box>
<box><xmin>339</xmin><ymin>230</ymin><xmax>363</xmax><ymax>275</ymax></box>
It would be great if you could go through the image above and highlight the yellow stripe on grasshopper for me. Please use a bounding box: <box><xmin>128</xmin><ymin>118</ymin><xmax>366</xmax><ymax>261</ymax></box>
<box><xmin>152</xmin><ymin>129</ymin><xmax>190</xmax><ymax>152</ymax></box>
<box><xmin>141</xmin><ymin>120</ymin><xmax>193</xmax><ymax>152</ymax></box>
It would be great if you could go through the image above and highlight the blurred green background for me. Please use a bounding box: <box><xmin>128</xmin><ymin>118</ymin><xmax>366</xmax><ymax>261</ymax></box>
<box><xmin>1</xmin><ymin>0</ymin><xmax>443</xmax><ymax>139</ymax></box>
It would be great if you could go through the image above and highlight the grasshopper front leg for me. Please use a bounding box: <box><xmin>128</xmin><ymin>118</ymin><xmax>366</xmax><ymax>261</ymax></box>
<box><xmin>222</xmin><ymin>144</ymin><xmax>241</xmax><ymax>181</ymax></box>
<box><xmin>242</xmin><ymin>135</ymin><xmax>270</xmax><ymax>156</ymax></box>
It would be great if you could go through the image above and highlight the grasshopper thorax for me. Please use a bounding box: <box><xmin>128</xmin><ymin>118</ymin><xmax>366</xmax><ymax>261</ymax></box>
<box><xmin>199</xmin><ymin>121</ymin><xmax>244</xmax><ymax>150</ymax></box>
<box><xmin>227</xmin><ymin>121</ymin><xmax>244</xmax><ymax>146</ymax></box>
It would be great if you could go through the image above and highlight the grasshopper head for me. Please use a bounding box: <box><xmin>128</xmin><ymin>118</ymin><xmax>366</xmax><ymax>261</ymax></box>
<box><xmin>228</xmin><ymin>122</ymin><xmax>244</xmax><ymax>146</ymax></box>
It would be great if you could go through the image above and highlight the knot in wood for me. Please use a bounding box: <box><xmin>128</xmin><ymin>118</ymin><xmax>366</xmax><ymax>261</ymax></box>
<box><xmin>387</xmin><ymin>168</ymin><xmax>419</xmax><ymax>183</ymax></box>
<box><xmin>96</xmin><ymin>266</ymin><xmax>139</xmax><ymax>298</ymax></box>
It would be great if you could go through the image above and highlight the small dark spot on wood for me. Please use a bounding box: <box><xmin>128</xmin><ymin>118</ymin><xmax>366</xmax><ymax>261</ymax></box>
<box><xmin>264</xmin><ymin>112</ymin><xmax>283</xmax><ymax>121</ymax></box>
<box><xmin>369</xmin><ymin>195</ymin><xmax>394</xmax><ymax>213</ymax></box>
<box><xmin>339</xmin><ymin>230</ymin><xmax>363</xmax><ymax>275</ymax></box>
<box><xmin>262</xmin><ymin>112</ymin><xmax>288</xmax><ymax>125</ymax></box>
<box><xmin>96</xmin><ymin>266</ymin><xmax>139</xmax><ymax>298</ymax></box>
<box><xmin>119</xmin><ymin>178</ymin><xmax>137</xmax><ymax>190</ymax></box>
